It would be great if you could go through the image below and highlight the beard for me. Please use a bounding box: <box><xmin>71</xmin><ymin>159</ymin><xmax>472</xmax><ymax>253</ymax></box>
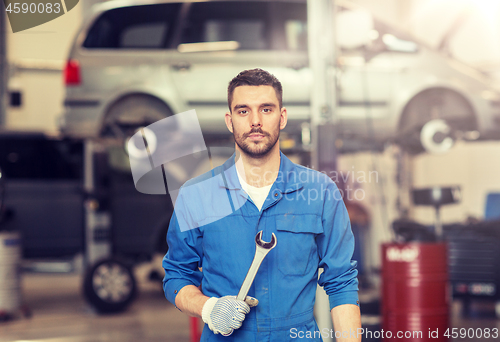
<box><xmin>233</xmin><ymin>124</ymin><xmax>280</xmax><ymax>158</ymax></box>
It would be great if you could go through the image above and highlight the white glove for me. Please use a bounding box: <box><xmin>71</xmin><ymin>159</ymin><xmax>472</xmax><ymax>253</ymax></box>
<box><xmin>202</xmin><ymin>295</ymin><xmax>258</xmax><ymax>336</ymax></box>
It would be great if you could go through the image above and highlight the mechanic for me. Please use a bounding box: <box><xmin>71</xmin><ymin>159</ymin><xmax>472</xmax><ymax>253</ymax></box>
<box><xmin>163</xmin><ymin>68</ymin><xmax>361</xmax><ymax>341</ymax></box>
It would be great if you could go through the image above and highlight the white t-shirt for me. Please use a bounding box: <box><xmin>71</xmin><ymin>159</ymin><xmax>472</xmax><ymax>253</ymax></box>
<box><xmin>236</xmin><ymin>168</ymin><xmax>273</xmax><ymax>211</ymax></box>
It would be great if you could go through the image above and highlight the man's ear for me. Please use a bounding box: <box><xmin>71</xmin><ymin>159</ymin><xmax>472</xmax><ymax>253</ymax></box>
<box><xmin>280</xmin><ymin>107</ymin><xmax>288</xmax><ymax>130</ymax></box>
<box><xmin>225</xmin><ymin>111</ymin><xmax>233</xmax><ymax>133</ymax></box>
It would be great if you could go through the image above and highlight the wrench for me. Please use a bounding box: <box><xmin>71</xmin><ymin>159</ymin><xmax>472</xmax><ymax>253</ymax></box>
<box><xmin>236</xmin><ymin>230</ymin><xmax>277</xmax><ymax>301</ymax></box>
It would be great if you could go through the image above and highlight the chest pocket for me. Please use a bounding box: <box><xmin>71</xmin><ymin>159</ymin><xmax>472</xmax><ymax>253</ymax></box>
<box><xmin>275</xmin><ymin>214</ymin><xmax>323</xmax><ymax>276</ymax></box>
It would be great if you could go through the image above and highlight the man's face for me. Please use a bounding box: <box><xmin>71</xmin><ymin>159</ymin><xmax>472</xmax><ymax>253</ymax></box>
<box><xmin>225</xmin><ymin>85</ymin><xmax>287</xmax><ymax>158</ymax></box>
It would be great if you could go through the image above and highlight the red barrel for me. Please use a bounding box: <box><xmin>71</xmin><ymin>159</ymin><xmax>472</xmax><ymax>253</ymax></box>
<box><xmin>382</xmin><ymin>242</ymin><xmax>449</xmax><ymax>341</ymax></box>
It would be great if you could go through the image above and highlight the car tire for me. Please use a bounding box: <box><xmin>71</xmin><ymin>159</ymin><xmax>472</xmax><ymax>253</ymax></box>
<box><xmin>419</xmin><ymin>119</ymin><xmax>455</xmax><ymax>154</ymax></box>
<box><xmin>83</xmin><ymin>258</ymin><xmax>137</xmax><ymax>313</ymax></box>
<box><xmin>398</xmin><ymin>88</ymin><xmax>476</xmax><ymax>154</ymax></box>
<box><xmin>101</xmin><ymin>95</ymin><xmax>173</xmax><ymax>139</ymax></box>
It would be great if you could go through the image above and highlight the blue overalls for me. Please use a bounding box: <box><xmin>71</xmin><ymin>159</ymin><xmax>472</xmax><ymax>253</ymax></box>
<box><xmin>163</xmin><ymin>152</ymin><xmax>358</xmax><ymax>341</ymax></box>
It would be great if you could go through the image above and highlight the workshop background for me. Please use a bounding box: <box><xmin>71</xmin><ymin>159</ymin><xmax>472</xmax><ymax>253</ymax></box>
<box><xmin>1</xmin><ymin>0</ymin><xmax>500</xmax><ymax>341</ymax></box>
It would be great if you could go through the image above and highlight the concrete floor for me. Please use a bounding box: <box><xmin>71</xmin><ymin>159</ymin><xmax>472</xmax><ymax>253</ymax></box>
<box><xmin>0</xmin><ymin>269</ymin><xmax>191</xmax><ymax>342</ymax></box>
<box><xmin>0</xmin><ymin>270</ymin><xmax>499</xmax><ymax>342</ymax></box>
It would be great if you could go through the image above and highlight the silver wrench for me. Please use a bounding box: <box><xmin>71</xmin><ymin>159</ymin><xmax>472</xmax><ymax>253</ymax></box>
<box><xmin>236</xmin><ymin>230</ymin><xmax>277</xmax><ymax>301</ymax></box>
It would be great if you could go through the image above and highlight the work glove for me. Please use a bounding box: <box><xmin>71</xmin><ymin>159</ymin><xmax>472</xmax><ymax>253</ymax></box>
<box><xmin>202</xmin><ymin>295</ymin><xmax>259</xmax><ymax>336</ymax></box>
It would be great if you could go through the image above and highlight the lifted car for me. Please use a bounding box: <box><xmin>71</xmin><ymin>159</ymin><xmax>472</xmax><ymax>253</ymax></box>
<box><xmin>60</xmin><ymin>0</ymin><xmax>500</xmax><ymax>153</ymax></box>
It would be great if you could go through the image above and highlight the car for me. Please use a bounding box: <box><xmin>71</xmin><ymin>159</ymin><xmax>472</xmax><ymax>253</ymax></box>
<box><xmin>59</xmin><ymin>0</ymin><xmax>500</xmax><ymax>153</ymax></box>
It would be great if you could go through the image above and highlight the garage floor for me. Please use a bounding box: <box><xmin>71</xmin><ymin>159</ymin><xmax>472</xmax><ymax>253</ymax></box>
<box><xmin>0</xmin><ymin>270</ymin><xmax>499</xmax><ymax>342</ymax></box>
<box><xmin>0</xmin><ymin>268</ymin><xmax>191</xmax><ymax>342</ymax></box>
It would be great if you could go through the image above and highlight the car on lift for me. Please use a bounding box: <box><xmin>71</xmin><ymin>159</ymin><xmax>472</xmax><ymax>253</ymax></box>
<box><xmin>59</xmin><ymin>0</ymin><xmax>500</xmax><ymax>153</ymax></box>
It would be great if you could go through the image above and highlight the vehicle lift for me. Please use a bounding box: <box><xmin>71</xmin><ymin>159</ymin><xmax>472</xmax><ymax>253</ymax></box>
<box><xmin>16</xmin><ymin>138</ymin><xmax>140</xmax><ymax>314</ymax></box>
<box><xmin>81</xmin><ymin>139</ymin><xmax>138</xmax><ymax>313</ymax></box>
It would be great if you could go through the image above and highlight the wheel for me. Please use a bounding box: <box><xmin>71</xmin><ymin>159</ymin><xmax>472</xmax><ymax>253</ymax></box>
<box><xmin>101</xmin><ymin>95</ymin><xmax>173</xmax><ymax>139</ymax></box>
<box><xmin>420</xmin><ymin>119</ymin><xmax>455</xmax><ymax>154</ymax></box>
<box><xmin>397</xmin><ymin>88</ymin><xmax>476</xmax><ymax>154</ymax></box>
<box><xmin>83</xmin><ymin>258</ymin><xmax>137</xmax><ymax>313</ymax></box>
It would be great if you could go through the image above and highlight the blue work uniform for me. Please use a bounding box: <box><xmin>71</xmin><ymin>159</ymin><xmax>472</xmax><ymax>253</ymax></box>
<box><xmin>163</xmin><ymin>152</ymin><xmax>359</xmax><ymax>341</ymax></box>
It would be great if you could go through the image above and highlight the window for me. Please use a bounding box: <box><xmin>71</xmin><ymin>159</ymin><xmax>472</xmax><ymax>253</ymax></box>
<box><xmin>83</xmin><ymin>1</ymin><xmax>308</xmax><ymax>51</ymax></box>
<box><xmin>83</xmin><ymin>3</ymin><xmax>181</xmax><ymax>49</ymax></box>
<box><xmin>121</xmin><ymin>23</ymin><xmax>169</xmax><ymax>49</ymax></box>
<box><xmin>179</xmin><ymin>1</ymin><xmax>307</xmax><ymax>51</ymax></box>
<box><xmin>204</xmin><ymin>20</ymin><xmax>266</xmax><ymax>50</ymax></box>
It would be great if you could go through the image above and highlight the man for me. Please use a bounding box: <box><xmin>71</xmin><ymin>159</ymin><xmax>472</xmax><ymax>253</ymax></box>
<box><xmin>163</xmin><ymin>69</ymin><xmax>361</xmax><ymax>341</ymax></box>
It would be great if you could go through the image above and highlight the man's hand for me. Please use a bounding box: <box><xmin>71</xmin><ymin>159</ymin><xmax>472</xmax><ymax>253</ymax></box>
<box><xmin>202</xmin><ymin>295</ymin><xmax>258</xmax><ymax>336</ymax></box>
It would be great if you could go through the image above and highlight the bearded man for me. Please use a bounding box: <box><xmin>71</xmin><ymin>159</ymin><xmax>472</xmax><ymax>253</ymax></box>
<box><xmin>163</xmin><ymin>68</ymin><xmax>361</xmax><ymax>341</ymax></box>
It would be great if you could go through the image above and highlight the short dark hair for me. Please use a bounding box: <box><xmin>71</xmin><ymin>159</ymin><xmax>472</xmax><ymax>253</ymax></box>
<box><xmin>227</xmin><ymin>68</ymin><xmax>283</xmax><ymax>111</ymax></box>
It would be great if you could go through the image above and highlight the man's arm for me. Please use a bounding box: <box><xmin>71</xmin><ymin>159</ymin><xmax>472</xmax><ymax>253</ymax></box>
<box><xmin>163</xmin><ymin>196</ymin><xmax>204</xmax><ymax>308</ymax></box>
<box><xmin>316</xmin><ymin>182</ymin><xmax>361</xmax><ymax>340</ymax></box>
<box><xmin>331</xmin><ymin>304</ymin><xmax>362</xmax><ymax>342</ymax></box>
<box><xmin>175</xmin><ymin>285</ymin><xmax>209</xmax><ymax>318</ymax></box>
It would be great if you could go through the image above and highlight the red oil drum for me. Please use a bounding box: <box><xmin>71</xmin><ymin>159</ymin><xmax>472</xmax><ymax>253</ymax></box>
<box><xmin>382</xmin><ymin>242</ymin><xmax>449</xmax><ymax>341</ymax></box>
